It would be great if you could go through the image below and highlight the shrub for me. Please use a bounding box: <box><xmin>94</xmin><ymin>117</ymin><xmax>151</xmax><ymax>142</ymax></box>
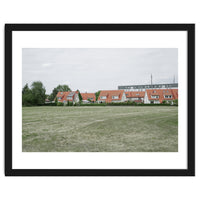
<box><xmin>79</xmin><ymin>103</ymin><xmax>106</xmax><ymax>106</ymax></box>
<box><xmin>42</xmin><ymin>103</ymin><xmax>56</xmax><ymax>106</ymax></box>
<box><xmin>173</xmin><ymin>99</ymin><xmax>178</xmax><ymax>106</ymax></box>
<box><xmin>57</xmin><ymin>102</ymin><xmax>64</xmax><ymax>106</ymax></box>
<box><xmin>65</xmin><ymin>101</ymin><xmax>73</xmax><ymax>106</ymax></box>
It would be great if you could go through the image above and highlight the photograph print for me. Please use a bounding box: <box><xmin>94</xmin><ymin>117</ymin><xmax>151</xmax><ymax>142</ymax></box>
<box><xmin>22</xmin><ymin>48</ymin><xmax>178</xmax><ymax>152</ymax></box>
<box><xmin>5</xmin><ymin>24</ymin><xmax>195</xmax><ymax>176</ymax></box>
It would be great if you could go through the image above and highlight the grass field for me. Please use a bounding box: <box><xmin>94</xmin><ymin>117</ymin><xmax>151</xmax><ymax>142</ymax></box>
<box><xmin>22</xmin><ymin>106</ymin><xmax>178</xmax><ymax>152</ymax></box>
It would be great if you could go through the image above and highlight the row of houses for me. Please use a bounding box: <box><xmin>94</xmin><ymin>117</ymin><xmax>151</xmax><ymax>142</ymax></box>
<box><xmin>55</xmin><ymin>89</ymin><xmax>178</xmax><ymax>104</ymax></box>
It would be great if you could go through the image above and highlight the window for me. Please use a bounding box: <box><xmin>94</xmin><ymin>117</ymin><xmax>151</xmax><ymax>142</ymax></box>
<box><xmin>151</xmin><ymin>95</ymin><xmax>159</xmax><ymax>98</ymax></box>
<box><xmin>61</xmin><ymin>92</ymin><xmax>63</xmax><ymax>95</ymax></box>
<box><xmin>67</xmin><ymin>96</ymin><xmax>73</xmax><ymax>100</ymax></box>
<box><xmin>136</xmin><ymin>93</ymin><xmax>139</xmax><ymax>95</ymax></box>
<box><xmin>58</xmin><ymin>97</ymin><xmax>61</xmax><ymax>100</ymax></box>
<box><xmin>153</xmin><ymin>90</ymin><xmax>156</xmax><ymax>93</ymax></box>
<box><xmin>112</xmin><ymin>96</ymin><xmax>118</xmax><ymax>99</ymax></box>
<box><xmin>100</xmin><ymin>96</ymin><xmax>106</xmax><ymax>99</ymax></box>
<box><xmin>164</xmin><ymin>95</ymin><xmax>172</xmax><ymax>98</ymax></box>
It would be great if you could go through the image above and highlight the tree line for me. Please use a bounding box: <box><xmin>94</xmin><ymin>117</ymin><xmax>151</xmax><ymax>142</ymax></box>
<box><xmin>22</xmin><ymin>82</ymin><xmax>46</xmax><ymax>106</ymax></box>
<box><xmin>22</xmin><ymin>81</ymin><xmax>101</xmax><ymax>106</ymax></box>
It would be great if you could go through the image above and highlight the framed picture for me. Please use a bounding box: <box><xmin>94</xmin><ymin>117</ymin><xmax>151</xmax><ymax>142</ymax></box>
<box><xmin>5</xmin><ymin>24</ymin><xmax>195</xmax><ymax>176</ymax></box>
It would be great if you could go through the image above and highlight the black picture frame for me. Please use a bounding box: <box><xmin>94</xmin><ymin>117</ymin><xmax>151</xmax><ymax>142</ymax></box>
<box><xmin>5</xmin><ymin>24</ymin><xmax>195</xmax><ymax>176</ymax></box>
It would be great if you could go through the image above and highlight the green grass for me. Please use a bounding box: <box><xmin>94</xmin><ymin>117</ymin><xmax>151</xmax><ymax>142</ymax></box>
<box><xmin>22</xmin><ymin>106</ymin><xmax>178</xmax><ymax>152</ymax></box>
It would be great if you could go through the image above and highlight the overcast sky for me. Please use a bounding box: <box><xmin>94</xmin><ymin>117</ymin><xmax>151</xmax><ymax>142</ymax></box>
<box><xmin>22</xmin><ymin>48</ymin><xmax>178</xmax><ymax>94</ymax></box>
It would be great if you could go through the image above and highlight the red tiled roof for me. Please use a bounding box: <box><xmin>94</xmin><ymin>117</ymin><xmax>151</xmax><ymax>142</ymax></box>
<box><xmin>125</xmin><ymin>91</ymin><xmax>145</xmax><ymax>98</ymax></box>
<box><xmin>56</xmin><ymin>91</ymin><xmax>70</xmax><ymax>97</ymax></box>
<box><xmin>98</xmin><ymin>90</ymin><xmax>124</xmax><ymax>103</ymax></box>
<box><xmin>81</xmin><ymin>93</ymin><xmax>96</xmax><ymax>102</ymax></box>
<box><xmin>56</xmin><ymin>91</ymin><xmax>78</xmax><ymax>102</ymax></box>
<box><xmin>146</xmin><ymin>89</ymin><xmax>178</xmax><ymax>103</ymax></box>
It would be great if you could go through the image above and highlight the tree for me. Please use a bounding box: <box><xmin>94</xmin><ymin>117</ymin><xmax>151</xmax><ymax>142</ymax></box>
<box><xmin>31</xmin><ymin>81</ymin><xmax>46</xmax><ymax>105</ymax></box>
<box><xmin>77</xmin><ymin>90</ymin><xmax>82</xmax><ymax>102</ymax></box>
<box><xmin>22</xmin><ymin>84</ymin><xmax>34</xmax><ymax>106</ymax></box>
<box><xmin>56</xmin><ymin>84</ymin><xmax>71</xmax><ymax>92</ymax></box>
<box><xmin>95</xmin><ymin>90</ymin><xmax>101</xmax><ymax>101</ymax></box>
<box><xmin>55</xmin><ymin>97</ymin><xmax>58</xmax><ymax>105</ymax></box>
<box><xmin>45</xmin><ymin>94</ymin><xmax>49</xmax><ymax>99</ymax></box>
<box><xmin>22</xmin><ymin>83</ymin><xmax>29</xmax><ymax>95</ymax></box>
<box><xmin>49</xmin><ymin>84</ymin><xmax>71</xmax><ymax>101</ymax></box>
<box><xmin>48</xmin><ymin>88</ymin><xmax>59</xmax><ymax>101</ymax></box>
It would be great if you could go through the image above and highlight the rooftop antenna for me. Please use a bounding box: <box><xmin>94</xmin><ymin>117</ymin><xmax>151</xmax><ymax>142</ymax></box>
<box><xmin>151</xmin><ymin>74</ymin><xmax>152</xmax><ymax>85</ymax></box>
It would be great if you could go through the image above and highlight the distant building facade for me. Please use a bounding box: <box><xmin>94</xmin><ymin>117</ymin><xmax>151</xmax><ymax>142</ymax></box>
<box><xmin>118</xmin><ymin>83</ymin><xmax>178</xmax><ymax>92</ymax></box>
<box><xmin>54</xmin><ymin>82</ymin><xmax>178</xmax><ymax>105</ymax></box>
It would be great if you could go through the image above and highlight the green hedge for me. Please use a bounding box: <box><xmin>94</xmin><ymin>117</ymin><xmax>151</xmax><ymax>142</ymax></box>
<box><xmin>43</xmin><ymin>103</ymin><xmax>57</xmax><ymax>106</ymax></box>
<box><xmin>23</xmin><ymin>102</ymin><xmax>177</xmax><ymax>107</ymax></box>
<box><xmin>57</xmin><ymin>102</ymin><xmax>64</xmax><ymax>106</ymax></box>
<box><xmin>106</xmin><ymin>103</ymin><xmax>173</xmax><ymax>106</ymax></box>
<box><xmin>78</xmin><ymin>102</ymin><xmax>175</xmax><ymax>106</ymax></box>
<box><xmin>65</xmin><ymin>101</ymin><xmax>73</xmax><ymax>106</ymax></box>
<box><xmin>79</xmin><ymin>103</ymin><xmax>107</xmax><ymax>106</ymax></box>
